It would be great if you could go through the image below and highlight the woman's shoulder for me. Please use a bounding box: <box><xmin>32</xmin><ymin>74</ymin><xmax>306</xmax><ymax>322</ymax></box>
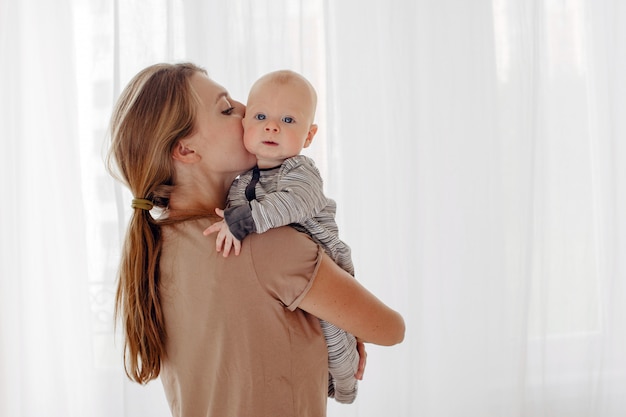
<box><xmin>247</xmin><ymin>226</ymin><xmax>320</xmax><ymax>258</ymax></box>
<box><xmin>160</xmin><ymin>217</ymin><xmax>212</xmax><ymax>240</ymax></box>
<box><xmin>246</xmin><ymin>227</ymin><xmax>324</xmax><ymax>310</ymax></box>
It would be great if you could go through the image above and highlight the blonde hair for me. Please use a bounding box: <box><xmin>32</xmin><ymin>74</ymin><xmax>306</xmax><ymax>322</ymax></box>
<box><xmin>106</xmin><ymin>62</ymin><xmax>205</xmax><ymax>383</ymax></box>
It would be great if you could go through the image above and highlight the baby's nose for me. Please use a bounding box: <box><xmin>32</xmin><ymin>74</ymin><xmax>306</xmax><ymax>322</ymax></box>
<box><xmin>264</xmin><ymin>121</ymin><xmax>279</xmax><ymax>133</ymax></box>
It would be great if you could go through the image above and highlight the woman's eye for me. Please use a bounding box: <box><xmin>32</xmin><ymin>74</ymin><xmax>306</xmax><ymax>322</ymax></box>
<box><xmin>222</xmin><ymin>107</ymin><xmax>235</xmax><ymax>115</ymax></box>
<box><xmin>255</xmin><ymin>114</ymin><xmax>266</xmax><ymax>120</ymax></box>
<box><xmin>282</xmin><ymin>116</ymin><xmax>294</xmax><ymax>124</ymax></box>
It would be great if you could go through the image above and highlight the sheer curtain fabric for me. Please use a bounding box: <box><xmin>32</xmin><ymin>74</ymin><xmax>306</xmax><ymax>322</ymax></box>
<box><xmin>1</xmin><ymin>0</ymin><xmax>624</xmax><ymax>416</ymax></box>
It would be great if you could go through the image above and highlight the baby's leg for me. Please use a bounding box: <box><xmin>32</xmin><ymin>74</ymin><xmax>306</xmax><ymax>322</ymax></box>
<box><xmin>320</xmin><ymin>319</ymin><xmax>359</xmax><ymax>404</ymax></box>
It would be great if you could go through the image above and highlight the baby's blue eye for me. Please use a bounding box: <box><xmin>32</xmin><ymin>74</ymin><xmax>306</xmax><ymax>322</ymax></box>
<box><xmin>282</xmin><ymin>116</ymin><xmax>294</xmax><ymax>123</ymax></box>
<box><xmin>255</xmin><ymin>114</ymin><xmax>266</xmax><ymax>120</ymax></box>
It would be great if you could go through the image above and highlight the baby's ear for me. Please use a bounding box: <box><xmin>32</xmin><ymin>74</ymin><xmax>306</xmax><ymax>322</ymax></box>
<box><xmin>304</xmin><ymin>124</ymin><xmax>318</xmax><ymax>148</ymax></box>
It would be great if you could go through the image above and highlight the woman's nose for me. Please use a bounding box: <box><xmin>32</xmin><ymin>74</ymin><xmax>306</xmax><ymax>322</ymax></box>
<box><xmin>233</xmin><ymin>100</ymin><xmax>245</xmax><ymax>117</ymax></box>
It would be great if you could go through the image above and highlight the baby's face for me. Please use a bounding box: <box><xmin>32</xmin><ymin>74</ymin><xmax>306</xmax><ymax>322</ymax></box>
<box><xmin>242</xmin><ymin>77</ymin><xmax>317</xmax><ymax>169</ymax></box>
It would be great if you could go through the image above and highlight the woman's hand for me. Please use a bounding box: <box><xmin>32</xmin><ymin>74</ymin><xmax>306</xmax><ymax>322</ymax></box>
<box><xmin>355</xmin><ymin>340</ymin><xmax>367</xmax><ymax>380</ymax></box>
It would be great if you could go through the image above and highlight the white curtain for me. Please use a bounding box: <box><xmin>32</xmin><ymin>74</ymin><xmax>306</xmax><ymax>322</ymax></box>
<box><xmin>1</xmin><ymin>1</ymin><xmax>624</xmax><ymax>416</ymax></box>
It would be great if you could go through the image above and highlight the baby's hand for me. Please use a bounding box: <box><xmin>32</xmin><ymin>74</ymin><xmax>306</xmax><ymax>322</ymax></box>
<box><xmin>203</xmin><ymin>208</ymin><xmax>242</xmax><ymax>257</ymax></box>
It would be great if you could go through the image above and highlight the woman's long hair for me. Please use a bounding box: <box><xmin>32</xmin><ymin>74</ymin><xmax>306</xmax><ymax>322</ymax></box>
<box><xmin>106</xmin><ymin>62</ymin><xmax>204</xmax><ymax>383</ymax></box>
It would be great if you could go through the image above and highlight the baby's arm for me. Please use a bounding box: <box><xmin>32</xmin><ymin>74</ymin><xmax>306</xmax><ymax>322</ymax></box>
<box><xmin>203</xmin><ymin>172</ymin><xmax>251</xmax><ymax>257</ymax></box>
<box><xmin>227</xmin><ymin>156</ymin><xmax>329</xmax><ymax>236</ymax></box>
<box><xmin>203</xmin><ymin>208</ymin><xmax>241</xmax><ymax>257</ymax></box>
<box><xmin>204</xmin><ymin>156</ymin><xmax>328</xmax><ymax>256</ymax></box>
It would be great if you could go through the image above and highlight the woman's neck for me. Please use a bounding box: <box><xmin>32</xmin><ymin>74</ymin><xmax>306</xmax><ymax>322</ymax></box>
<box><xmin>167</xmin><ymin>177</ymin><xmax>229</xmax><ymax>217</ymax></box>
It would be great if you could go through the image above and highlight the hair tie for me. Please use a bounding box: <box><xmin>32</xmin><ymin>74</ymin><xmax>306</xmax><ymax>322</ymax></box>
<box><xmin>131</xmin><ymin>198</ymin><xmax>154</xmax><ymax>210</ymax></box>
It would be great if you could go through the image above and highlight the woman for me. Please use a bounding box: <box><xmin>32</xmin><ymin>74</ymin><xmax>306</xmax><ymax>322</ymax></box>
<box><xmin>107</xmin><ymin>62</ymin><xmax>405</xmax><ymax>417</ymax></box>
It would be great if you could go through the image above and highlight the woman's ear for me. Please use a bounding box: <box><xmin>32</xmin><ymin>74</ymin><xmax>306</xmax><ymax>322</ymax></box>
<box><xmin>172</xmin><ymin>139</ymin><xmax>197</xmax><ymax>162</ymax></box>
<box><xmin>303</xmin><ymin>124</ymin><xmax>318</xmax><ymax>148</ymax></box>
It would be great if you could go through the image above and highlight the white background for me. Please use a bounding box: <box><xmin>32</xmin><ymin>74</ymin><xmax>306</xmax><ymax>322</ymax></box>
<box><xmin>1</xmin><ymin>1</ymin><xmax>625</xmax><ymax>416</ymax></box>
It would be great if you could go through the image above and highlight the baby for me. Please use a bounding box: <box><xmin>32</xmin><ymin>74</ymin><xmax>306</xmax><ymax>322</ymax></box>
<box><xmin>205</xmin><ymin>70</ymin><xmax>359</xmax><ymax>403</ymax></box>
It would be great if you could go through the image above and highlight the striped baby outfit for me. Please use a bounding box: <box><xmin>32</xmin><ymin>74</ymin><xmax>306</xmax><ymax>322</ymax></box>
<box><xmin>224</xmin><ymin>154</ymin><xmax>359</xmax><ymax>404</ymax></box>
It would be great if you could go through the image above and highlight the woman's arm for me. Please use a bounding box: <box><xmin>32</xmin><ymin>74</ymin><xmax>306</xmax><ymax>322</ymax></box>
<box><xmin>298</xmin><ymin>253</ymin><xmax>405</xmax><ymax>346</ymax></box>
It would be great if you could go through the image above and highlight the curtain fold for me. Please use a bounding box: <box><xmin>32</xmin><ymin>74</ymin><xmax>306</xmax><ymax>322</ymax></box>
<box><xmin>1</xmin><ymin>0</ymin><xmax>624</xmax><ymax>416</ymax></box>
<box><xmin>1</xmin><ymin>0</ymin><xmax>94</xmax><ymax>416</ymax></box>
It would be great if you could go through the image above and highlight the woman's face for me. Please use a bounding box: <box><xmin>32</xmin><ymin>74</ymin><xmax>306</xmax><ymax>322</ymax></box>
<box><xmin>188</xmin><ymin>72</ymin><xmax>256</xmax><ymax>177</ymax></box>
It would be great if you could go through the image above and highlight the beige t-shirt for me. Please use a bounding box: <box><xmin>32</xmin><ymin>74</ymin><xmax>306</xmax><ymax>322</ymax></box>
<box><xmin>159</xmin><ymin>219</ymin><xmax>329</xmax><ymax>417</ymax></box>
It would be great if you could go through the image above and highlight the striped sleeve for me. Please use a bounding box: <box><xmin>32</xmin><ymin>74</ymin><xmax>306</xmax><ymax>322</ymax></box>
<box><xmin>249</xmin><ymin>156</ymin><xmax>329</xmax><ymax>234</ymax></box>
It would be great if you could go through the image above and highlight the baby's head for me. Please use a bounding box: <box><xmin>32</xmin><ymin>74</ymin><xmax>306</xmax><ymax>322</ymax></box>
<box><xmin>243</xmin><ymin>70</ymin><xmax>318</xmax><ymax>168</ymax></box>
